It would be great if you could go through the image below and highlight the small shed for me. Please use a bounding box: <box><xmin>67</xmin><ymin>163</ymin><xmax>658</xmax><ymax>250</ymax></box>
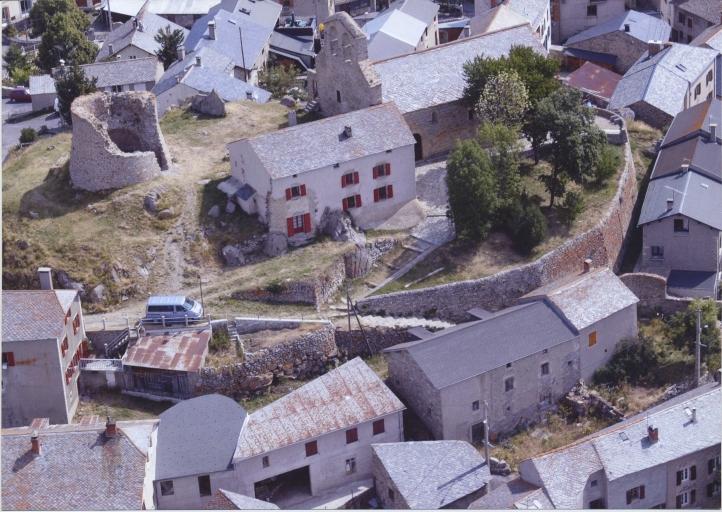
<box><xmin>29</xmin><ymin>74</ymin><xmax>56</xmax><ymax>112</ymax></box>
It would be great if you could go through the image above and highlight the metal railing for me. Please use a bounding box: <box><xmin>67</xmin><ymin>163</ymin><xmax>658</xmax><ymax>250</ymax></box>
<box><xmin>79</xmin><ymin>358</ymin><xmax>123</xmax><ymax>371</ymax></box>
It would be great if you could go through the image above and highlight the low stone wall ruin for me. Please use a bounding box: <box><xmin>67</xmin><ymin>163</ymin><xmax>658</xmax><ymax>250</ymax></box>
<box><xmin>357</xmin><ymin>130</ymin><xmax>639</xmax><ymax>322</ymax></box>
<box><xmin>620</xmin><ymin>272</ymin><xmax>721</xmax><ymax>316</ymax></box>
<box><xmin>69</xmin><ymin>92</ymin><xmax>171</xmax><ymax>191</ymax></box>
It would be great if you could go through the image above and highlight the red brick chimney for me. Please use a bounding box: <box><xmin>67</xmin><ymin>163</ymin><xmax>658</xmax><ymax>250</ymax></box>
<box><xmin>30</xmin><ymin>431</ymin><xmax>41</xmax><ymax>455</ymax></box>
<box><xmin>105</xmin><ymin>417</ymin><xmax>117</xmax><ymax>438</ymax></box>
<box><xmin>583</xmin><ymin>258</ymin><xmax>593</xmax><ymax>273</ymax></box>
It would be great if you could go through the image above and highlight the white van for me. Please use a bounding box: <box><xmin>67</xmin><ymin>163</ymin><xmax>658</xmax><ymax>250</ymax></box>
<box><xmin>145</xmin><ymin>295</ymin><xmax>203</xmax><ymax>323</ymax></box>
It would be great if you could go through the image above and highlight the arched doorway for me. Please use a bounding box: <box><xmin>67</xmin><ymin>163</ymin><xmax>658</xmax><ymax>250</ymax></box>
<box><xmin>413</xmin><ymin>133</ymin><xmax>423</xmax><ymax>161</ymax></box>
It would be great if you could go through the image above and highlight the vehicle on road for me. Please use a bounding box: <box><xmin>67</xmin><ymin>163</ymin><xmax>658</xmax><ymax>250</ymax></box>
<box><xmin>144</xmin><ymin>295</ymin><xmax>204</xmax><ymax>324</ymax></box>
<box><xmin>8</xmin><ymin>86</ymin><xmax>31</xmax><ymax>103</ymax></box>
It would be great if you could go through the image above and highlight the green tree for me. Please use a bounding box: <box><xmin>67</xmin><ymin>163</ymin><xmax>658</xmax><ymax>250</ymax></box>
<box><xmin>37</xmin><ymin>13</ymin><xmax>98</xmax><ymax>72</ymax></box>
<box><xmin>155</xmin><ymin>25</ymin><xmax>186</xmax><ymax>69</ymax></box>
<box><xmin>475</xmin><ymin>70</ymin><xmax>529</xmax><ymax>127</ymax></box>
<box><xmin>668</xmin><ymin>299</ymin><xmax>721</xmax><ymax>373</ymax></box>
<box><xmin>30</xmin><ymin>0</ymin><xmax>89</xmax><ymax>37</ymax></box>
<box><xmin>593</xmin><ymin>144</ymin><xmax>621</xmax><ymax>186</ymax></box>
<box><xmin>258</xmin><ymin>63</ymin><xmax>299</xmax><ymax>99</ymax></box>
<box><xmin>511</xmin><ymin>202</ymin><xmax>547</xmax><ymax>254</ymax></box>
<box><xmin>55</xmin><ymin>63</ymin><xmax>97</xmax><ymax>124</ymax></box>
<box><xmin>446</xmin><ymin>139</ymin><xmax>498</xmax><ymax>241</ymax></box>
<box><xmin>19</xmin><ymin>127</ymin><xmax>38</xmax><ymax>144</ymax></box>
<box><xmin>4</xmin><ymin>45</ymin><xmax>30</xmax><ymax>74</ymax></box>
<box><xmin>477</xmin><ymin>122</ymin><xmax>522</xmax><ymax>209</ymax></box>
<box><xmin>561</xmin><ymin>190</ymin><xmax>585</xmax><ymax>226</ymax></box>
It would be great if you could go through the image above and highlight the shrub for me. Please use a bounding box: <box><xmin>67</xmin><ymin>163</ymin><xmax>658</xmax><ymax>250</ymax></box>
<box><xmin>19</xmin><ymin>128</ymin><xmax>37</xmax><ymax>144</ymax></box>
<box><xmin>209</xmin><ymin>329</ymin><xmax>231</xmax><ymax>352</ymax></box>
<box><xmin>561</xmin><ymin>190</ymin><xmax>585</xmax><ymax>226</ymax></box>
<box><xmin>4</xmin><ymin>24</ymin><xmax>18</xmax><ymax>38</ymax></box>
<box><xmin>511</xmin><ymin>202</ymin><xmax>547</xmax><ymax>254</ymax></box>
<box><xmin>265</xmin><ymin>280</ymin><xmax>285</xmax><ymax>294</ymax></box>
<box><xmin>593</xmin><ymin>337</ymin><xmax>660</xmax><ymax>386</ymax></box>
<box><xmin>593</xmin><ymin>144</ymin><xmax>621</xmax><ymax>185</ymax></box>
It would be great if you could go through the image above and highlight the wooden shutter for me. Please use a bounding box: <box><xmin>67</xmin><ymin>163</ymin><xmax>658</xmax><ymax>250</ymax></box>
<box><xmin>342</xmin><ymin>197</ymin><xmax>348</xmax><ymax>210</ymax></box>
<box><xmin>676</xmin><ymin>495</ymin><xmax>682</xmax><ymax>509</ymax></box>
<box><xmin>709</xmin><ymin>459</ymin><xmax>715</xmax><ymax>474</ymax></box>
<box><xmin>303</xmin><ymin>213</ymin><xmax>311</xmax><ymax>233</ymax></box>
<box><xmin>387</xmin><ymin>185</ymin><xmax>394</xmax><ymax>198</ymax></box>
<box><xmin>300</xmin><ymin>184</ymin><xmax>307</xmax><ymax>196</ymax></box>
<box><xmin>286</xmin><ymin>217</ymin><xmax>294</xmax><ymax>236</ymax></box>
<box><xmin>640</xmin><ymin>485</ymin><xmax>645</xmax><ymax>500</ymax></box>
<box><xmin>374</xmin><ymin>188</ymin><xmax>380</xmax><ymax>202</ymax></box>
<box><xmin>626</xmin><ymin>490</ymin><xmax>633</xmax><ymax>505</ymax></box>
<box><xmin>690</xmin><ymin>465</ymin><xmax>696</xmax><ymax>480</ymax></box>
<box><xmin>353</xmin><ymin>171</ymin><xmax>359</xmax><ymax>184</ymax></box>
<box><xmin>341</xmin><ymin>175</ymin><xmax>346</xmax><ymax>188</ymax></box>
<box><xmin>355</xmin><ymin>194</ymin><xmax>362</xmax><ymax>207</ymax></box>
<box><xmin>677</xmin><ymin>470</ymin><xmax>683</xmax><ymax>486</ymax></box>
<box><xmin>373</xmin><ymin>166</ymin><xmax>378</xmax><ymax>179</ymax></box>
<box><xmin>690</xmin><ymin>490</ymin><xmax>695</xmax><ymax>504</ymax></box>
<box><xmin>285</xmin><ymin>188</ymin><xmax>292</xmax><ymax>200</ymax></box>
<box><xmin>5</xmin><ymin>352</ymin><xmax>15</xmax><ymax>367</ymax></box>
<box><xmin>384</xmin><ymin>163</ymin><xmax>391</xmax><ymax>176</ymax></box>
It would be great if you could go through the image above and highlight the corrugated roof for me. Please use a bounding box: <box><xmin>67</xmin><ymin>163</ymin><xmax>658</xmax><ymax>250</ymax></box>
<box><xmin>122</xmin><ymin>327</ymin><xmax>211</xmax><ymax>372</ymax></box>
<box><xmin>234</xmin><ymin>357</ymin><xmax>405</xmax><ymax>460</ymax></box>
<box><xmin>1</xmin><ymin>425</ymin><xmax>147</xmax><ymax>510</ymax></box>
<box><xmin>156</xmin><ymin>394</ymin><xmax>247</xmax><ymax>480</ymax></box>
<box><xmin>75</xmin><ymin>57</ymin><xmax>162</xmax><ymax>88</ymax></box>
<box><xmin>372</xmin><ymin>441</ymin><xmax>491</xmax><ymax>508</ymax></box>
<box><xmin>373</xmin><ymin>24</ymin><xmax>545</xmax><ymax>112</ymax></box>
<box><xmin>386</xmin><ymin>302</ymin><xmax>577</xmax><ymax>390</ymax></box>
<box><xmin>565</xmin><ymin>10</ymin><xmax>670</xmax><ymax>45</ymax></box>
<box><xmin>565</xmin><ymin>61</ymin><xmax>622</xmax><ymax>101</ymax></box>
<box><xmin>2</xmin><ymin>290</ymin><xmax>76</xmax><ymax>343</ymax></box>
<box><xmin>28</xmin><ymin>74</ymin><xmax>55</xmax><ymax>95</ymax></box>
<box><xmin>96</xmin><ymin>10</ymin><xmax>189</xmax><ymax>61</ymax></box>
<box><xmin>520</xmin><ymin>268</ymin><xmax>639</xmax><ymax>331</ymax></box>
<box><xmin>228</xmin><ymin>102</ymin><xmax>415</xmax><ymax>179</ymax></box>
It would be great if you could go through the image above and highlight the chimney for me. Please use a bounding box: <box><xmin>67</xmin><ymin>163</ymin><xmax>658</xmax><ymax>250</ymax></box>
<box><xmin>288</xmin><ymin>110</ymin><xmax>297</xmax><ymax>126</ymax></box>
<box><xmin>691</xmin><ymin>407</ymin><xmax>697</xmax><ymax>422</ymax></box>
<box><xmin>31</xmin><ymin>431</ymin><xmax>41</xmax><ymax>455</ymax></box>
<box><xmin>624</xmin><ymin>23</ymin><xmax>630</xmax><ymax>32</ymax></box>
<box><xmin>583</xmin><ymin>258</ymin><xmax>592</xmax><ymax>273</ymax></box>
<box><xmin>108</xmin><ymin>43</ymin><xmax>114</xmax><ymax>54</ymax></box>
<box><xmin>38</xmin><ymin>267</ymin><xmax>53</xmax><ymax>290</ymax></box>
<box><xmin>105</xmin><ymin>417</ymin><xmax>117</xmax><ymax>438</ymax></box>
<box><xmin>208</xmin><ymin>20</ymin><xmax>216</xmax><ymax>40</ymax></box>
<box><xmin>709</xmin><ymin>123</ymin><xmax>717</xmax><ymax>140</ymax></box>
<box><xmin>59</xmin><ymin>59</ymin><xmax>66</xmax><ymax>68</ymax></box>
<box><xmin>132</xmin><ymin>17</ymin><xmax>138</xmax><ymax>28</ymax></box>
<box><xmin>647</xmin><ymin>40</ymin><xmax>663</xmax><ymax>56</ymax></box>
<box><xmin>667</xmin><ymin>197</ymin><xmax>674</xmax><ymax>210</ymax></box>
<box><xmin>195</xmin><ymin>55</ymin><xmax>202</xmax><ymax>67</ymax></box>
<box><xmin>343</xmin><ymin>125</ymin><xmax>352</xmax><ymax>138</ymax></box>
<box><xmin>177</xmin><ymin>45</ymin><xmax>186</xmax><ymax>61</ymax></box>
<box><xmin>647</xmin><ymin>425</ymin><xmax>659</xmax><ymax>443</ymax></box>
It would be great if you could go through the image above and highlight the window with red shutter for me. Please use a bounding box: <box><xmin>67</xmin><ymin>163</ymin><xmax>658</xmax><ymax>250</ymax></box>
<box><xmin>285</xmin><ymin>188</ymin><xmax>292</xmax><ymax>200</ymax></box>
<box><xmin>287</xmin><ymin>217</ymin><xmax>294</xmax><ymax>236</ymax></box>
<box><xmin>373</xmin><ymin>419</ymin><xmax>385</xmax><ymax>435</ymax></box>
<box><xmin>300</xmin><ymin>184</ymin><xmax>307</xmax><ymax>196</ymax></box>
<box><xmin>2</xmin><ymin>352</ymin><xmax>15</xmax><ymax>367</ymax></box>
<box><xmin>345</xmin><ymin>428</ymin><xmax>358</xmax><ymax>444</ymax></box>
<box><xmin>353</xmin><ymin>172</ymin><xmax>359</xmax><ymax>184</ymax></box>
<box><xmin>373</xmin><ymin>188</ymin><xmax>380</xmax><ymax>202</ymax></box>
<box><xmin>372</xmin><ymin>166</ymin><xmax>378</xmax><ymax>179</ymax></box>
<box><xmin>384</xmin><ymin>163</ymin><xmax>391</xmax><ymax>176</ymax></box>
<box><xmin>342</xmin><ymin>197</ymin><xmax>349</xmax><ymax>210</ymax></box>
<box><xmin>341</xmin><ymin>173</ymin><xmax>356</xmax><ymax>188</ymax></box>
<box><xmin>355</xmin><ymin>194</ymin><xmax>362</xmax><ymax>207</ymax></box>
<box><xmin>387</xmin><ymin>185</ymin><xmax>393</xmax><ymax>198</ymax></box>
<box><xmin>303</xmin><ymin>213</ymin><xmax>311</xmax><ymax>233</ymax></box>
<box><xmin>305</xmin><ymin>440</ymin><xmax>318</xmax><ymax>457</ymax></box>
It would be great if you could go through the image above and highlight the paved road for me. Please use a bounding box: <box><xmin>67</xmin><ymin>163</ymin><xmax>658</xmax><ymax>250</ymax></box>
<box><xmin>2</xmin><ymin>99</ymin><xmax>64</xmax><ymax>161</ymax></box>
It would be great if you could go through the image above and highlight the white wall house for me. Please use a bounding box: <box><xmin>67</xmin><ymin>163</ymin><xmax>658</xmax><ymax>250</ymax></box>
<box><xmin>550</xmin><ymin>0</ymin><xmax>627</xmax><ymax>43</ymax></box>
<box><xmin>227</xmin><ymin>102</ymin><xmax>416</xmax><ymax>242</ymax></box>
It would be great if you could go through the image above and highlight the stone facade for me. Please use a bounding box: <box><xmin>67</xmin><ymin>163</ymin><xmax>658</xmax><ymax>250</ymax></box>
<box><xmin>191</xmin><ymin>89</ymin><xmax>226</xmax><ymax>117</ymax></box>
<box><xmin>69</xmin><ymin>92</ymin><xmax>171</xmax><ymax>191</ymax></box>
<box><xmin>335</xmin><ymin>326</ymin><xmax>412</xmax><ymax>358</ymax></box>
<box><xmin>551</xmin><ymin>0</ymin><xmax>627</xmax><ymax>43</ymax></box>
<box><xmin>404</xmin><ymin>102</ymin><xmax>478</xmax><ymax>160</ymax></box>
<box><xmin>357</xmin><ymin>130</ymin><xmax>638</xmax><ymax>322</ymax></box>
<box><xmin>567</xmin><ymin>31</ymin><xmax>653</xmax><ymax>74</ymax></box>
<box><xmin>620</xmin><ymin>273</ymin><xmax>722</xmax><ymax>316</ymax></box>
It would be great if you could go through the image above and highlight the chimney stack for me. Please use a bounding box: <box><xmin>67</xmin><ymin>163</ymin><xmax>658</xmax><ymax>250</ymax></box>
<box><xmin>208</xmin><ymin>20</ymin><xmax>216</xmax><ymax>40</ymax></box>
<box><xmin>691</xmin><ymin>407</ymin><xmax>697</xmax><ymax>422</ymax></box>
<box><xmin>647</xmin><ymin>40</ymin><xmax>663</xmax><ymax>55</ymax></box>
<box><xmin>30</xmin><ymin>430</ymin><xmax>41</xmax><ymax>454</ymax></box>
<box><xmin>647</xmin><ymin>425</ymin><xmax>659</xmax><ymax>442</ymax></box>
<box><xmin>583</xmin><ymin>258</ymin><xmax>592</xmax><ymax>273</ymax></box>
<box><xmin>709</xmin><ymin>123</ymin><xmax>717</xmax><ymax>140</ymax></box>
<box><xmin>195</xmin><ymin>55</ymin><xmax>202</xmax><ymax>67</ymax></box>
<box><xmin>667</xmin><ymin>197</ymin><xmax>674</xmax><ymax>210</ymax></box>
<box><xmin>624</xmin><ymin>23</ymin><xmax>630</xmax><ymax>32</ymax></box>
<box><xmin>105</xmin><ymin>417</ymin><xmax>117</xmax><ymax>438</ymax></box>
<box><xmin>38</xmin><ymin>267</ymin><xmax>53</xmax><ymax>290</ymax></box>
<box><xmin>177</xmin><ymin>45</ymin><xmax>186</xmax><ymax>61</ymax></box>
<box><xmin>108</xmin><ymin>43</ymin><xmax>114</xmax><ymax>54</ymax></box>
<box><xmin>343</xmin><ymin>125</ymin><xmax>352</xmax><ymax>138</ymax></box>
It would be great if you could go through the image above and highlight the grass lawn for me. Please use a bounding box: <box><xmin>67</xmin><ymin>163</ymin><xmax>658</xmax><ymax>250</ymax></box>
<box><xmin>75</xmin><ymin>391</ymin><xmax>171</xmax><ymax>421</ymax></box>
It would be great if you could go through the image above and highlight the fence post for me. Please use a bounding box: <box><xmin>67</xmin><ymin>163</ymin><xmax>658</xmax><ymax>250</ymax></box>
<box><xmin>102</xmin><ymin>317</ymin><xmax>107</xmax><ymax>330</ymax></box>
<box><xmin>185</xmin><ymin>315</ymin><xmax>189</xmax><ymax>327</ymax></box>
<box><xmin>104</xmin><ymin>343</ymin><xmax>108</xmax><ymax>358</ymax></box>
<box><xmin>162</xmin><ymin>315</ymin><xmax>166</xmax><ymax>328</ymax></box>
<box><xmin>126</xmin><ymin>316</ymin><xmax>130</xmax><ymax>329</ymax></box>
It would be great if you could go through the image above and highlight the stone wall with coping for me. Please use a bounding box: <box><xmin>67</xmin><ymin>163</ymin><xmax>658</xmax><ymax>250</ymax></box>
<box><xmin>357</xmin><ymin>125</ymin><xmax>639</xmax><ymax>322</ymax></box>
<box><xmin>335</xmin><ymin>326</ymin><xmax>412</xmax><ymax>358</ymax></box>
<box><xmin>233</xmin><ymin>317</ymin><xmax>330</xmax><ymax>335</ymax></box>
<box><xmin>619</xmin><ymin>272</ymin><xmax>722</xmax><ymax>316</ymax></box>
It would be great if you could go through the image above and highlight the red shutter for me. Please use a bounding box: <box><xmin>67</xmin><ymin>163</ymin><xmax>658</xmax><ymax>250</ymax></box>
<box><xmin>373</xmin><ymin>166</ymin><xmax>378</xmax><ymax>179</ymax></box>
<box><xmin>356</xmin><ymin>194</ymin><xmax>362</xmax><ymax>207</ymax></box>
<box><xmin>626</xmin><ymin>491</ymin><xmax>633</xmax><ymax>505</ymax></box>
<box><xmin>342</xmin><ymin>197</ymin><xmax>349</xmax><ymax>210</ymax></box>
<box><xmin>387</xmin><ymin>185</ymin><xmax>394</xmax><ymax>198</ymax></box>
<box><xmin>285</xmin><ymin>188</ymin><xmax>292</xmax><ymax>200</ymax></box>
<box><xmin>303</xmin><ymin>213</ymin><xmax>312</xmax><ymax>233</ymax></box>
<box><xmin>6</xmin><ymin>352</ymin><xmax>15</xmax><ymax>367</ymax></box>
<box><xmin>385</xmin><ymin>163</ymin><xmax>391</xmax><ymax>176</ymax></box>
<box><xmin>353</xmin><ymin>172</ymin><xmax>359</xmax><ymax>184</ymax></box>
<box><xmin>691</xmin><ymin>466</ymin><xmax>696</xmax><ymax>480</ymax></box>
<box><xmin>286</xmin><ymin>217</ymin><xmax>294</xmax><ymax>236</ymax></box>
<box><xmin>341</xmin><ymin>175</ymin><xmax>346</xmax><ymax>188</ymax></box>
<box><xmin>374</xmin><ymin>188</ymin><xmax>380</xmax><ymax>202</ymax></box>
<box><xmin>300</xmin><ymin>184</ymin><xmax>307</xmax><ymax>196</ymax></box>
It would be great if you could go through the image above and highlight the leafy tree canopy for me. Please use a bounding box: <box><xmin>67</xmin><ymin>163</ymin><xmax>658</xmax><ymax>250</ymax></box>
<box><xmin>475</xmin><ymin>69</ymin><xmax>529</xmax><ymax>128</ymax></box>
<box><xmin>30</xmin><ymin>0</ymin><xmax>88</xmax><ymax>37</ymax></box>
<box><xmin>55</xmin><ymin>63</ymin><xmax>97</xmax><ymax>124</ymax></box>
<box><xmin>37</xmin><ymin>12</ymin><xmax>98</xmax><ymax>72</ymax></box>
<box><xmin>154</xmin><ymin>25</ymin><xmax>186</xmax><ymax>69</ymax></box>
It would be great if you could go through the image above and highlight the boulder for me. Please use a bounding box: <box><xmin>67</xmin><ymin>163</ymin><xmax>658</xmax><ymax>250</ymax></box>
<box><xmin>89</xmin><ymin>284</ymin><xmax>107</xmax><ymax>303</ymax></box>
<box><xmin>222</xmin><ymin>245</ymin><xmax>246</xmax><ymax>266</ymax></box>
<box><xmin>56</xmin><ymin>270</ymin><xmax>85</xmax><ymax>293</ymax></box>
<box><xmin>318</xmin><ymin>208</ymin><xmax>365</xmax><ymax>245</ymax></box>
<box><xmin>208</xmin><ymin>205</ymin><xmax>221</xmax><ymax>218</ymax></box>
<box><xmin>263</xmin><ymin>232</ymin><xmax>288</xmax><ymax>257</ymax></box>
<box><xmin>15</xmin><ymin>239</ymin><xmax>29</xmax><ymax>250</ymax></box>
<box><xmin>143</xmin><ymin>193</ymin><xmax>158</xmax><ymax>213</ymax></box>
<box><xmin>157</xmin><ymin>208</ymin><xmax>175</xmax><ymax>220</ymax></box>
<box><xmin>225</xmin><ymin>200</ymin><xmax>236</xmax><ymax>214</ymax></box>
<box><xmin>191</xmin><ymin>89</ymin><xmax>226</xmax><ymax>117</ymax></box>
<box><xmin>489</xmin><ymin>457</ymin><xmax>511</xmax><ymax>476</ymax></box>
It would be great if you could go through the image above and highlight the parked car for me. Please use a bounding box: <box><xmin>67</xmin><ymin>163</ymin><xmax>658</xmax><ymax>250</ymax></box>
<box><xmin>144</xmin><ymin>295</ymin><xmax>204</xmax><ymax>323</ymax></box>
<box><xmin>8</xmin><ymin>86</ymin><xmax>31</xmax><ymax>103</ymax></box>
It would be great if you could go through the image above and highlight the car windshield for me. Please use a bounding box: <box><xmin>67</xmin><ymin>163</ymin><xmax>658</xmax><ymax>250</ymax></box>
<box><xmin>184</xmin><ymin>299</ymin><xmax>196</xmax><ymax>310</ymax></box>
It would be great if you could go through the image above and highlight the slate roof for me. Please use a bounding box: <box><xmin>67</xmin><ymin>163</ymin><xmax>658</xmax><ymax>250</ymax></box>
<box><xmin>1</xmin><ymin>424</ymin><xmax>147</xmax><ymax>510</ymax></box>
<box><xmin>363</xmin><ymin>9</ymin><xmax>427</xmax><ymax>60</ymax></box>
<box><xmin>387</xmin><ymin>0</ymin><xmax>439</xmax><ymax>27</ymax></box>
<box><xmin>667</xmin><ymin>269</ymin><xmax>719</xmax><ymax>294</ymax></box>
<box><xmin>228</xmin><ymin>102</ymin><xmax>415</xmax><ymax>179</ymax></box>
<box><xmin>522</xmin><ymin>385</ymin><xmax>721</xmax><ymax>508</ymax></box>
<box><xmin>677</xmin><ymin>0</ymin><xmax>722</xmax><ymax>24</ymax></box>
<box><xmin>469</xmin><ymin>4</ymin><xmax>530</xmax><ymax>36</ymax></box>
<box><xmin>95</xmin><ymin>10</ymin><xmax>189</xmax><ymax>61</ymax></box>
<box><xmin>565</xmin><ymin>61</ymin><xmax>622</xmax><ymax>101</ymax></box>
<box><xmin>520</xmin><ymin>268</ymin><xmax>639</xmax><ymax>331</ymax></box>
<box><xmin>385</xmin><ymin>301</ymin><xmax>577</xmax><ymax>390</ymax></box>
<box><xmin>101</xmin><ymin>0</ymin><xmax>221</xmax><ymax>17</ymax></box>
<box><xmin>468</xmin><ymin>477</ymin><xmax>541</xmax><ymax>509</ymax></box>
<box><xmin>155</xmin><ymin>394</ymin><xmax>247</xmax><ymax>480</ymax></box>
<box><xmin>372</xmin><ymin>24</ymin><xmax>545</xmax><ymax>112</ymax></box>
<box><xmin>608</xmin><ymin>43</ymin><xmax>718</xmax><ymax>117</ymax></box>
<box><xmin>28</xmin><ymin>74</ymin><xmax>55</xmax><ymax>95</ymax></box>
<box><xmin>186</xmin><ymin>0</ymin><xmax>281</xmax><ymax>71</ymax></box>
<box><xmin>691</xmin><ymin>22</ymin><xmax>722</xmax><ymax>51</ymax></box>
<box><xmin>2</xmin><ymin>290</ymin><xmax>77</xmax><ymax>343</ymax></box>
<box><xmin>372</xmin><ymin>441</ymin><xmax>491</xmax><ymax>509</ymax></box>
<box><xmin>234</xmin><ymin>357</ymin><xmax>405</xmax><ymax>460</ymax></box>
<box><xmin>75</xmin><ymin>57</ymin><xmax>162</xmax><ymax>88</ymax></box>
<box><xmin>205</xmin><ymin>489</ymin><xmax>280</xmax><ymax>509</ymax></box>
<box><xmin>505</xmin><ymin>0</ymin><xmax>548</xmax><ymax>28</ymax></box>
<box><xmin>565</xmin><ymin>10</ymin><xmax>670</xmax><ymax>45</ymax></box>
<box><xmin>122</xmin><ymin>327</ymin><xmax>211</xmax><ymax>372</ymax></box>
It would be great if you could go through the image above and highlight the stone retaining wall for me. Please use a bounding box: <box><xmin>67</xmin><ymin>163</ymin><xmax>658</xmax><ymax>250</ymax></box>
<box><xmin>357</xmin><ymin>130</ymin><xmax>639</xmax><ymax>322</ymax></box>
<box><xmin>335</xmin><ymin>326</ymin><xmax>412</xmax><ymax>358</ymax></box>
<box><xmin>620</xmin><ymin>273</ymin><xmax>722</xmax><ymax>316</ymax></box>
<box><xmin>234</xmin><ymin>317</ymin><xmax>330</xmax><ymax>335</ymax></box>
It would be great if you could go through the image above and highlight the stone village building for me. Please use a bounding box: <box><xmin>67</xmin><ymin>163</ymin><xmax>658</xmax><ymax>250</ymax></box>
<box><xmin>638</xmin><ymin>97</ymin><xmax>722</xmax><ymax>298</ymax></box>
<box><xmin>550</xmin><ymin>0</ymin><xmax>627</xmax><ymax>44</ymax></box>
<box><xmin>307</xmin><ymin>11</ymin><xmax>546</xmax><ymax>161</ymax></box>
<box><xmin>473</xmin><ymin>0</ymin><xmax>552</xmax><ymax>49</ymax></box>
<box><xmin>152</xmin><ymin>358</ymin><xmax>405</xmax><ymax>509</ymax></box>
<box><xmin>384</xmin><ymin>268</ymin><xmax>639</xmax><ymax>442</ymax></box>
<box><xmin>1</xmin><ymin>268</ymin><xmax>88</xmax><ymax>428</ymax></box>
<box><xmin>226</xmin><ymin>102</ymin><xmax>416</xmax><ymax>242</ymax></box>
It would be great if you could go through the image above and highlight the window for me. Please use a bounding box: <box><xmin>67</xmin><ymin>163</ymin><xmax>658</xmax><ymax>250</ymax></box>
<box><xmin>504</xmin><ymin>377</ymin><xmax>514</xmax><ymax>392</ymax></box>
<box><xmin>707</xmin><ymin>70</ymin><xmax>714</xmax><ymax>85</ymax></box>
<box><xmin>590</xmin><ymin>479</ymin><xmax>598</xmax><ymax>488</ymax></box>
<box><xmin>707</xmin><ymin>482</ymin><xmax>721</xmax><ymax>498</ymax></box>
<box><xmin>336</xmin><ymin>90</ymin><xmax>341</xmax><ymax>103</ymax></box>
<box><xmin>687</xmin><ymin>17</ymin><xmax>692</xmax><ymax>28</ymax></box>
<box><xmin>305</xmin><ymin>440</ymin><xmax>318</xmax><ymax>457</ymax></box>
<box><xmin>285</xmin><ymin>185</ymin><xmax>306</xmax><ymax>200</ymax></box>
<box><xmin>431</xmin><ymin>111</ymin><xmax>438</xmax><ymax>124</ymax></box>
<box><xmin>674</xmin><ymin>218</ymin><xmax>689</xmax><ymax>232</ymax></box>
<box><xmin>198</xmin><ymin>475</ymin><xmax>211</xmax><ymax>497</ymax></box>
<box><xmin>373</xmin><ymin>419</ymin><xmax>385</xmax><ymax>435</ymax></box>
<box><xmin>694</xmin><ymin>83</ymin><xmax>701</xmax><ymax>98</ymax></box>
<box><xmin>2</xmin><ymin>352</ymin><xmax>15</xmax><ymax>368</ymax></box>
<box><xmin>111</xmin><ymin>85</ymin><xmax>122</xmax><ymax>93</ymax></box>
<box><xmin>587</xmin><ymin>4</ymin><xmax>597</xmax><ymax>16</ymax></box>
<box><xmin>373</xmin><ymin>163</ymin><xmax>391</xmax><ymax>179</ymax></box>
<box><xmin>567</xmin><ymin>360</ymin><xmax>573</xmax><ymax>367</ymax></box>
<box><xmin>709</xmin><ymin>455</ymin><xmax>721</xmax><ymax>474</ymax></box>
<box><xmin>541</xmin><ymin>362</ymin><xmax>550</xmax><ymax>375</ymax></box>
<box><xmin>589</xmin><ymin>498</ymin><xmax>605</xmax><ymax>508</ymax></box>
<box><xmin>341</xmin><ymin>171</ymin><xmax>359</xmax><ymax>187</ymax></box>
<box><xmin>342</xmin><ymin>194</ymin><xmax>362</xmax><ymax>210</ymax></box>
<box><xmin>72</xmin><ymin>315</ymin><xmax>81</xmax><ymax>335</ymax></box>
<box><xmin>262</xmin><ymin>455</ymin><xmax>269</xmax><ymax>468</ymax></box>
<box><xmin>678</xmin><ymin>12</ymin><xmax>685</xmax><ymax>23</ymax></box>
<box><xmin>588</xmin><ymin>331</ymin><xmax>597</xmax><ymax>347</ymax></box>
<box><xmin>626</xmin><ymin>485</ymin><xmax>645</xmax><ymax>504</ymax></box>
<box><xmin>345</xmin><ymin>428</ymin><xmax>358</xmax><ymax>444</ymax></box>
<box><xmin>129</xmin><ymin>55</ymin><xmax>137</xmax><ymax>59</ymax></box>
<box><xmin>286</xmin><ymin>213</ymin><xmax>311</xmax><ymax>236</ymax></box>
<box><xmin>160</xmin><ymin>480</ymin><xmax>174</xmax><ymax>496</ymax></box>
<box><xmin>345</xmin><ymin>457</ymin><xmax>357</xmax><ymax>474</ymax></box>
<box><xmin>472</xmin><ymin>400</ymin><xmax>480</xmax><ymax>411</ymax></box>
<box><xmin>676</xmin><ymin>490</ymin><xmax>696</xmax><ymax>508</ymax></box>
<box><xmin>373</xmin><ymin>185</ymin><xmax>393</xmax><ymax>202</ymax></box>
<box><xmin>506</xmin><ymin>362</ymin><xmax>512</xmax><ymax>368</ymax></box>
<box><xmin>651</xmin><ymin>245</ymin><xmax>664</xmax><ymax>259</ymax></box>
<box><xmin>388</xmin><ymin>488</ymin><xmax>395</xmax><ymax>501</ymax></box>
<box><xmin>676</xmin><ymin>466</ymin><xmax>696</xmax><ymax>485</ymax></box>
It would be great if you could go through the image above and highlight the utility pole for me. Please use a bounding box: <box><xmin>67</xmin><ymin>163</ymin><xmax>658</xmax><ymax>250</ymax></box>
<box><xmin>238</xmin><ymin>26</ymin><xmax>248</xmax><ymax>82</ymax></box>
<box><xmin>695</xmin><ymin>305</ymin><xmax>702</xmax><ymax>388</ymax></box>
<box><xmin>483</xmin><ymin>400</ymin><xmax>490</xmax><ymax>466</ymax></box>
<box><xmin>107</xmin><ymin>0</ymin><xmax>113</xmax><ymax>31</ymax></box>
<box><xmin>199</xmin><ymin>274</ymin><xmax>206</xmax><ymax>316</ymax></box>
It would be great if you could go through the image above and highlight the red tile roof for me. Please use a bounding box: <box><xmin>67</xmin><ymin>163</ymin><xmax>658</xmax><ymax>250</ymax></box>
<box><xmin>565</xmin><ymin>62</ymin><xmax>622</xmax><ymax>101</ymax></box>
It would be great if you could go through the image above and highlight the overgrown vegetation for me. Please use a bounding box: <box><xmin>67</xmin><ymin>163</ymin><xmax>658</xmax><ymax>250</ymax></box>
<box><xmin>19</xmin><ymin>128</ymin><xmax>38</xmax><ymax>144</ymax></box>
<box><xmin>34</xmin><ymin>0</ymin><xmax>97</xmax><ymax>71</ymax></box>
<box><xmin>3</xmin><ymin>45</ymin><xmax>38</xmax><ymax>86</ymax></box>
<box><xmin>155</xmin><ymin>25</ymin><xmax>185</xmax><ymax>69</ymax></box>
<box><xmin>258</xmin><ymin>63</ymin><xmax>303</xmax><ymax>99</ymax></box>
<box><xmin>55</xmin><ymin>63</ymin><xmax>97</xmax><ymax>124</ymax></box>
